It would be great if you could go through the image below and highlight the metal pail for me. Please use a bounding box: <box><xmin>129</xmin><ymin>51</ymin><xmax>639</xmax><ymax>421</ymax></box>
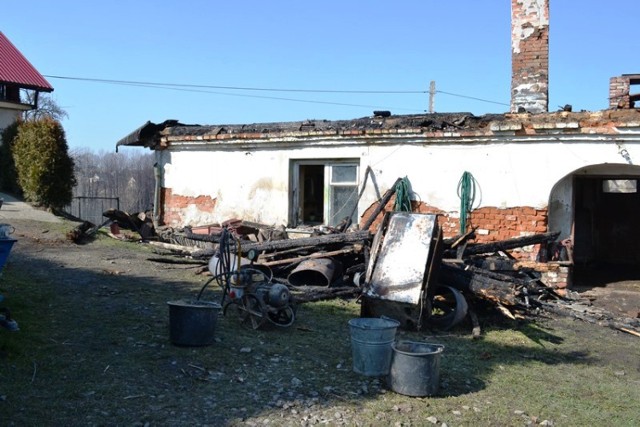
<box><xmin>348</xmin><ymin>317</ymin><xmax>400</xmax><ymax>376</ymax></box>
<box><xmin>167</xmin><ymin>300</ymin><xmax>221</xmax><ymax>346</ymax></box>
<box><xmin>389</xmin><ymin>341</ymin><xmax>444</xmax><ymax>396</ymax></box>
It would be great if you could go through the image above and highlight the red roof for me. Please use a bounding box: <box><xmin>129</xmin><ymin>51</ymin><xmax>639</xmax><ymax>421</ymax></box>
<box><xmin>0</xmin><ymin>32</ymin><xmax>52</xmax><ymax>92</ymax></box>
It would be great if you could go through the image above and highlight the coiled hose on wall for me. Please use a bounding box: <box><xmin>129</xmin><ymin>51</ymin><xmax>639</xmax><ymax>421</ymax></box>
<box><xmin>393</xmin><ymin>176</ymin><xmax>412</xmax><ymax>212</ymax></box>
<box><xmin>457</xmin><ymin>171</ymin><xmax>477</xmax><ymax>234</ymax></box>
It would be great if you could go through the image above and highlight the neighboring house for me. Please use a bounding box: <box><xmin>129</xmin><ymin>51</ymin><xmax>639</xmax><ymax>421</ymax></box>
<box><xmin>117</xmin><ymin>0</ymin><xmax>640</xmax><ymax>288</ymax></box>
<box><xmin>0</xmin><ymin>31</ymin><xmax>53</xmax><ymax>134</ymax></box>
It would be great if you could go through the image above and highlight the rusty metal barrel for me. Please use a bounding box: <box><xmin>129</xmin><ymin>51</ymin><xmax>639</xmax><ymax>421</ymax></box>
<box><xmin>288</xmin><ymin>258</ymin><xmax>338</xmax><ymax>287</ymax></box>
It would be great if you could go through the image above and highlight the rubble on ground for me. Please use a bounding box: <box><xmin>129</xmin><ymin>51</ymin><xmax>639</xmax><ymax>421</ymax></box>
<box><xmin>88</xmin><ymin>200</ymin><xmax>640</xmax><ymax>337</ymax></box>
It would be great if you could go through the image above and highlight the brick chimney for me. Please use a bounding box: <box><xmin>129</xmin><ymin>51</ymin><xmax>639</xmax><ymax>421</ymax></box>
<box><xmin>609</xmin><ymin>74</ymin><xmax>640</xmax><ymax>109</ymax></box>
<box><xmin>511</xmin><ymin>0</ymin><xmax>549</xmax><ymax>114</ymax></box>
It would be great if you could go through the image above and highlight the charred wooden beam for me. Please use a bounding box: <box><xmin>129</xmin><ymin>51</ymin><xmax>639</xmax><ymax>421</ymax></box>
<box><xmin>362</xmin><ymin>178</ymin><xmax>403</xmax><ymax>231</ymax></box>
<box><xmin>66</xmin><ymin>219</ymin><xmax>111</xmax><ymax>243</ymax></box>
<box><xmin>147</xmin><ymin>257</ymin><xmax>206</xmax><ymax>265</ymax></box>
<box><xmin>147</xmin><ymin>241</ymin><xmax>202</xmax><ymax>255</ymax></box>
<box><xmin>453</xmin><ymin>231</ymin><xmax>560</xmax><ymax>257</ymax></box>
<box><xmin>443</xmin><ymin>227</ymin><xmax>477</xmax><ymax>249</ymax></box>
<box><xmin>450</xmin><ymin>262</ymin><xmax>539</xmax><ymax>288</ymax></box>
<box><xmin>439</xmin><ymin>263</ymin><xmax>519</xmax><ymax>306</ymax></box>
<box><xmin>192</xmin><ymin>230</ymin><xmax>371</xmax><ymax>259</ymax></box>
<box><xmin>66</xmin><ymin>221</ymin><xmax>98</xmax><ymax>243</ymax></box>
<box><xmin>291</xmin><ymin>286</ymin><xmax>360</xmax><ymax>304</ymax></box>
<box><xmin>184</xmin><ymin>232</ymin><xmax>221</xmax><ymax>243</ymax></box>
<box><xmin>257</xmin><ymin>247</ymin><xmax>360</xmax><ymax>267</ymax></box>
<box><xmin>259</xmin><ymin>246</ymin><xmax>315</xmax><ymax>260</ymax></box>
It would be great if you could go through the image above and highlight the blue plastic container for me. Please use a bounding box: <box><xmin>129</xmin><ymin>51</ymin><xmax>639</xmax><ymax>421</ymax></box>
<box><xmin>0</xmin><ymin>238</ymin><xmax>17</xmax><ymax>273</ymax></box>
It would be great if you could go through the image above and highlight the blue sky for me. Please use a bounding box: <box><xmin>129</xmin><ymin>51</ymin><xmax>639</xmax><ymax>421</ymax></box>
<box><xmin>3</xmin><ymin>1</ymin><xmax>639</xmax><ymax>151</ymax></box>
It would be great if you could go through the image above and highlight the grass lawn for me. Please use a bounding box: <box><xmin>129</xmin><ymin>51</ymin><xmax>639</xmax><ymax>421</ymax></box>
<box><xmin>1</xmin><ymin>233</ymin><xmax>639</xmax><ymax>426</ymax></box>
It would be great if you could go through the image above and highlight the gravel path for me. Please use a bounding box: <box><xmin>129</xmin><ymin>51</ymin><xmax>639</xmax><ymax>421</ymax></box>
<box><xmin>0</xmin><ymin>192</ymin><xmax>61</xmax><ymax>224</ymax></box>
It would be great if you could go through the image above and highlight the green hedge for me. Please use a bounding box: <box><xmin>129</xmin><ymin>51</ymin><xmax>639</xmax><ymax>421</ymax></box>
<box><xmin>0</xmin><ymin>121</ymin><xmax>21</xmax><ymax>196</ymax></box>
<box><xmin>11</xmin><ymin>118</ymin><xmax>76</xmax><ymax>209</ymax></box>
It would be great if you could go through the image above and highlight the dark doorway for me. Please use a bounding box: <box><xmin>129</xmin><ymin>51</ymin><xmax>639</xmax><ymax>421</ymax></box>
<box><xmin>300</xmin><ymin>165</ymin><xmax>324</xmax><ymax>225</ymax></box>
<box><xmin>573</xmin><ymin>176</ymin><xmax>640</xmax><ymax>285</ymax></box>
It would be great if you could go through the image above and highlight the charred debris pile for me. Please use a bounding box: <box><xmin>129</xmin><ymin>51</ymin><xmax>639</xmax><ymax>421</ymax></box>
<box><xmin>96</xmin><ymin>209</ymin><xmax>640</xmax><ymax>337</ymax></box>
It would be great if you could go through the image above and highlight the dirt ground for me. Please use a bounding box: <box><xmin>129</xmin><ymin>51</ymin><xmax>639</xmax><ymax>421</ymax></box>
<box><xmin>6</xmin><ymin>215</ymin><xmax>639</xmax><ymax>334</ymax></box>
<box><xmin>572</xmin><ymin>265</ymin><xmax>640</xmax><ymax>320</ymax></box>
<box><xmin>1</xmin><ymin>216</ymin><xmax>640</xmax><ymax>426</ymax></box>
<box><xmin>2</xmin><ymin>191</ymin><xmax>638</xmax><ymax>336</ymax></box>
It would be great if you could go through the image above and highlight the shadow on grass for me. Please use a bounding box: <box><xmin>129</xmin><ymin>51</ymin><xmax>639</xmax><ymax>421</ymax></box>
<box><xmin>0</xmin><ymin>244</ymin><xmax>602</xmax><ymax>425</ymax></box>
<box><xmin>428</xmin><ymin>324</ymin><xmax>590</xmax><ymax>397</ymax></box>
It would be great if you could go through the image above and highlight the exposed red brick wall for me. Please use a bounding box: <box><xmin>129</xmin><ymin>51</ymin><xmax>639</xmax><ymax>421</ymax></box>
<box><xmin>160</xmin><ymin>188</ymin><xmax>217</xmax><ymax>226</ymax></box>
<box><xmin>359</xmin><ymin>198</ymin><xmax>456</xmax><ymax>234</ymax></box>
<box><xmin>412</xmin><ymin>203</ymin><xmax>459</xmax><ymax>237</ymax></box>
<box><xmin>511</xmin><ymin>260</ymin><xmax>571</xmax><ymax>293</ymax></box>
<box><xmin>469</xmin><ymin>206</ymin><xmax>548</xmax><ymax>261</ymax></box>
<box><xmin>360</xmin><ymin>197</ymin><xmax>548</xmax><ymax>261</ymax></box>
<box><xmin>610</xmin><ymin>75</ymin><xmax>631</xmax><ymax>109</ymax></box>
<box><xmin>468</xmin><ymin>206</ymin><xmax>548</xmax><ymax>242</ymax></box>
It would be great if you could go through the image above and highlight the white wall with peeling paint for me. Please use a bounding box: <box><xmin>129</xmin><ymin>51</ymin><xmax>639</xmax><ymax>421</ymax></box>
<box><xmin>160</xmin><ymin>134</ymin><xmax>640</xmax><ymax>236</ymax></box>
<box><xmin>511</xmin><ymin>0</ymin><xmax>549</xmax><ymax>54</ymax></box>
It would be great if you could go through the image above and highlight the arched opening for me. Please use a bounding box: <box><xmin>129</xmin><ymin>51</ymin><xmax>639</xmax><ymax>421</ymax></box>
<box><xmin>549</xmin><ymin>163</ymin><xmax>640</xmax><ymax>287</ymax></box>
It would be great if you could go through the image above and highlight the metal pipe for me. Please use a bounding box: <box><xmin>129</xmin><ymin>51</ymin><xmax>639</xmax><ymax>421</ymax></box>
<box><xmin>153</xmin><ymin>157</ymin><xmax>162</xmax><ymax>228</ymax></box>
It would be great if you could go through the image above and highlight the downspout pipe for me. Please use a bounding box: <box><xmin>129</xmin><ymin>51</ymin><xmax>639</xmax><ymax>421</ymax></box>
<box><xmin>153</xmin><ymin>159</ymin><xmax>162</xmax><ymax>228</ymax></box>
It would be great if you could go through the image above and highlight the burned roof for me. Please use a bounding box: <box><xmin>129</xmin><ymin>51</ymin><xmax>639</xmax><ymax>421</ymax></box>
<box><xmin>165</xmin><ymin>113</ymin><xmax>494</xmax><ymax>137</ymax></box>
<box><xmin>115</xmin><ymin>120</ymin><xmax>184</xmax><ymax>151</ymax></box>
<box><xmin>117</xmin><ymin>109</ymin><xmax>640</xmax><ymax>150</ymax></box>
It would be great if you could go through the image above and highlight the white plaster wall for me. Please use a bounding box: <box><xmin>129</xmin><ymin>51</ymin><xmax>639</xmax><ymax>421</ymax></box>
<box><xmin>548</xmin><ymin>162</ymin><xmax>640</xmax><ymax>241</ymax></box>
<box><xmin>548</xmin><ymin>176</ymin><xmax>573</xmax><ymax>240</ymax></box>
<box><xmin>0</xmin><ymin>110</ymin><xmax>20</xmax><ymax>138</ymax></box>
<box><xmin>161</xmin><ymin>137</ymin><xmax>640</xmax><ymax>227</ymax></box>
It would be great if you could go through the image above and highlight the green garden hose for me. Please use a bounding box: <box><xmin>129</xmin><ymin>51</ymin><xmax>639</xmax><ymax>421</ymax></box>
<box><xmin>393</xmin><ymin>176</ymin><xmax>412</xmax><ymax>212</ymax></box>
<box><xmin>457</xmin><ymin>171</ymin><xmax>477</xmax><ymax>233</ymax></box>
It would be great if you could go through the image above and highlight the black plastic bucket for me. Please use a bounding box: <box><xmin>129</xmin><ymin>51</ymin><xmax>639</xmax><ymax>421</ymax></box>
<box><xmin>388</xmin><ymin>341</ymin><xmax>444</xmax><ymax>396</ymax></box>
<box><xmin>167</xmin><ymin>300</ymin><xmax>221</xmax><ymax>346</ymax></box>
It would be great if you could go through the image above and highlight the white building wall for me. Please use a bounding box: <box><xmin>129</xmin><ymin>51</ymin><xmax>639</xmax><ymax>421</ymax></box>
<box><xmin>0</xmin><ymin>109</ymin><xmax>20</xmax><ymax>138</ymax></box>
<box><xmin>160</xmin><ymin>136</ymin><xmax>640</xmax><ymax>228</ymax></box>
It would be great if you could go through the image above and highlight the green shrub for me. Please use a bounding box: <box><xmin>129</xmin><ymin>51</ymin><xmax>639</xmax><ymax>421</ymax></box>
<box><xmin>0</xmin><ymin>121</ymin><xmax>22</xmax><ymax>195</ymax></box>
<box><xmin>12</xmin><ymin>118</ymin><xmax>76</xmax><ymax>209</ymax></box>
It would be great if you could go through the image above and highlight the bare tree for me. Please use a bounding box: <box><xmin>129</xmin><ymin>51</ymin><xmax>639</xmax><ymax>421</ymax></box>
<box><xmin>22</xmin><ymin>92</ymin><xmax>69</xmax><ymax>122</ymax></box>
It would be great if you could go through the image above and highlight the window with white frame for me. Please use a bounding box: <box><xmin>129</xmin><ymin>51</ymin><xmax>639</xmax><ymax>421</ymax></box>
<box><xmin>291</xmin><ymin>160</ymin><xmax>359</xmax><ymax>227</ymax></box>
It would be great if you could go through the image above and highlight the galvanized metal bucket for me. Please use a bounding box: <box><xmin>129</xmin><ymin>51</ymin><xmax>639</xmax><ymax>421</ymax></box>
<box><xmin>388</xmin><ymin>341</ymin><xmax>444</xmax><ymax>396</ymax></box>
<box><xmin>167</xmin><ymin>300</ymin><xmax>221</xmax><ymax>346</ymax></box>
<box><xmin>348</xmin><ymin>317</ymin><xmax>400</xmax><ymax>376</ymax></box>
<box><xmin>0</xmin><ymin>224</ymin><xmax>15</xmax><ymax>239</ymax></box>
